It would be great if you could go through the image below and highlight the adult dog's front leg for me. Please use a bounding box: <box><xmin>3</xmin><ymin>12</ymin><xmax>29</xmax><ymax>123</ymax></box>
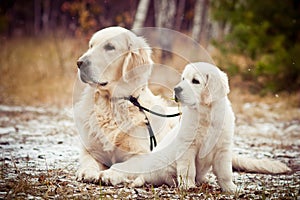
<box><xmin>76</xmin><ymin>148</ymin><xmax>107</xmax><ymax>183</ymax></box>
<box><xmin>176</xmin><ymin>148</ymin><xmax>197</xmax><ymax>188</ymax></box>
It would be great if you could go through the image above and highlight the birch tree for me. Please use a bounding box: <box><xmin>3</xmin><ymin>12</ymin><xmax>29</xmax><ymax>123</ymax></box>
<box><xmin>192</xmin><ymin>0</ymin><xmax>210</xmax><ymax>46</ymax></box>
<box><xmin>154</xmin><ymin>0</ymin><xmax>176</xmax><ymax>28</ymax></box>
<box><xmin>154</xmin><ymin>0</ymin><xmax>176</xmax><ymax>60</ymax></box>
<box><xmin>175</xmin><ymin>0</ymin><xmax>186</xmax><ymax>31</ymax></box>
<box><xmin>132</xmin><ymin>0</ymin><xmax>150</xmax><ymax>29</ymax></box>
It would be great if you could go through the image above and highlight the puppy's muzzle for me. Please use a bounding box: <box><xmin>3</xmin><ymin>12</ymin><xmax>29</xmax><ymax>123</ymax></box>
<box><xmin>174</xmin><ymin>86</ymin><xmax>183</xmax><ymax>102</ymax></box>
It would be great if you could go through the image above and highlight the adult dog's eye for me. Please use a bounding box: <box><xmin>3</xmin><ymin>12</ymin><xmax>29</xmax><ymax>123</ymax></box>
<box><xmin>192</xmin><ymin>78</ymin><xmax>200</xmax><ymax>84</ymax></box>
<box><xmin>104</xmin><ymin>43</ymin><xmax>115</xmax><ymax>51</ymax></box>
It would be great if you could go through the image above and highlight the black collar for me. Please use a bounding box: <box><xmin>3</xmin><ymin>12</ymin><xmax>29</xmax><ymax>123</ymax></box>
<box><xmin>124</xmin><ymin>95</ymin><xmax>181</xmax><ymax>151</ymax></box>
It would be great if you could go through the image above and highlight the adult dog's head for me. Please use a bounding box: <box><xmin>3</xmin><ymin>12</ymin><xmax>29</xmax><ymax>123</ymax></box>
<box><xmin>174</xmin><ymin>62</ymin><xmax>229</xmax><ymax>108</ymax></box>
<box><xmin>77</xmin><ymin>27</ymin><xmax>153</xmax><ymax>94</ymax></box>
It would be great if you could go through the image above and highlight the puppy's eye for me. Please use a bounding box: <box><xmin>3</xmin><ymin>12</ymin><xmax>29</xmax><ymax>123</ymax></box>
<box><xmin>192</xmin><ymin>78</ymin><xmax>200</xmax><ymax>84</ymax></box>
<box><xmin>104</xmin><ymin>43</ymin><xmax>115</xmax><ymax>51</ymax></box>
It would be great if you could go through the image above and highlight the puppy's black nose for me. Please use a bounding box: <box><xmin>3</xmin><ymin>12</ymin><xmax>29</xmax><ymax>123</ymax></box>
<box><xmin>174</xmin><ymin>86</ymin><xmax>183</xmax><ymax>94</ymax></box>
<box><xmin>77</xmin><ymin>60</ymin><xmax>83</xmax><ymax>69</ymax></box>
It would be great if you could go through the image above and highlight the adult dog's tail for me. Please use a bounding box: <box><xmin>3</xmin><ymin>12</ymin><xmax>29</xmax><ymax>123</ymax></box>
<box><xmin>232</xmin><ymin>154</ymin><xmax>292</xmax><ymax>174</ymax></box>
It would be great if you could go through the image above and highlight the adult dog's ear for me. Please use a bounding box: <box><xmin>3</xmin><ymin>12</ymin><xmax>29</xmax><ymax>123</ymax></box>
<box><xmin>202</xmin><ymin>69</ymin><xmax>229</xmax><ymax>105</ymax></box>
<box><xmin>122</xmin><ymin>34</ymin><xmax>153</xmax><ymax>82</ymax></box>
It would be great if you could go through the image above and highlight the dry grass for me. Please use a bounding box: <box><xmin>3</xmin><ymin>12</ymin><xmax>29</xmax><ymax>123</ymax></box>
<box><xmin>2</xmin><ymin>159</ymin><xmax>299</xmax><ymax>199</ymax></box>
<box><xmin>0</xmin><ymin>34</ymin><xmax>87</xmax><ymax>107</ymax></box>
<box><xmin>229</xmin><ymin>80</ymin><xmax>300</xmax><ymax>122</ymax></box>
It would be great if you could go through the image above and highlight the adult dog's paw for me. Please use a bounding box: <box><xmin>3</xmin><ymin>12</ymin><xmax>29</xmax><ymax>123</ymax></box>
<box><xmin>76</xmin><ymin>166</ymin><xmax>101</xmax><ymax>183</ymax></box>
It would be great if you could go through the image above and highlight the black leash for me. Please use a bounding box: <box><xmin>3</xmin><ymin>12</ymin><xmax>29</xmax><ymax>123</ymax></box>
<box><xmin>125</xmin><ymin>96</ymin><xmax>182</xmax><ymax>118</ymax></box>
<box><xmin>124</xmin><ymin>95</ymin><xmax>181</xmax><ymax>151</ymax></box>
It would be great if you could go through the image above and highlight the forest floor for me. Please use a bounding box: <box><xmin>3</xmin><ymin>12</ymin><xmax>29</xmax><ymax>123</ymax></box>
<box><xmin>0</xmin><ymin>93</ymin><xmax>299</xmax><ymax>199</ymax></box>
<box><xmin>1</xmin><ymin>34</ymin><xmax>299</xmax><ymax>199</ymax></box>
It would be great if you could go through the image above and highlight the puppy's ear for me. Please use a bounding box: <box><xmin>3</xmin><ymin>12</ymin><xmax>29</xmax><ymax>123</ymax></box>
<box><xmin>122</xmin><ymin>35</ymin><xmax>153</xmax><ymax>82</ymax></box>
<box><xmin>202</xmin><ymin>70</ymin><xmax>229</xmax><ymax>104</ymax></box>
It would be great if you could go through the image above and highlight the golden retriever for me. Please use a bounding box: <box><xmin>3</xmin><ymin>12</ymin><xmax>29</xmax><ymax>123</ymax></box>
<box><xmin>74</xmin><ymin>27</ymin><xmax>179</xmax><ymax>182</ymax></box>
<box><xmin>74</xmin><ymin>27</ymin><xmax>291</xmax><ymax>183</ymax></box>
<box><xmin>98</xmin><ymin>62</ymin><xmax>291</xmax><ymax>192</ymax></box>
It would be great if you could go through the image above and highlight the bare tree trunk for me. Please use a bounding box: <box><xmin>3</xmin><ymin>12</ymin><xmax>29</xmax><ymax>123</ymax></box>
<box><xmin>210</xmin><ymin>19</ymin><xmax>219</xmax><ymax>40</ymax></box>
<box><xmin>192</xmin><ymin>0</ymin><xmax>209</xmax><ymax>46</ymax></box>
<box><xmin>154</xmin><ymin>0</ymin><xmax>176</xmax><ymax>60</ymax></box>
<box><xmin>132</xmin><ymin>0</ymin><xmax>150</xmax><ymax>30</ymax></box>
<box><xmin>42</xmin><ymin>0</ymin><xmax>51</xmax><ymax>34</ymax></box>
<box><xmin>207</xmin><ymin>10</ymin><xmax>226</xmax><ymax>43</ymax></box>
<box><xmin>50</xmin><ymin>0</ymin><xmax>60</xmax><ymax>33</ymax></box>
<box><xmin>199</xmin><ymin>0</ymin><xmax>209</xmax><ymax>46</ymax></box>
<box><xmin>192</xmin><ymin>0</ymin><xmax>202</xmax><ymax>42</ymax></box>
<box><xmin>154</xmin><ymin>0</ymin><xmax>176</xmax><ymax>28</ymax></box>
<box><xmin>175</xmin><ymin>0</ymin><xmax>186</xmax><ymax>31</ymax></box>
<box><xmin>34</xmin><ymin>0</ymin><xmax>41</xmax><ymax>35</ymax></box>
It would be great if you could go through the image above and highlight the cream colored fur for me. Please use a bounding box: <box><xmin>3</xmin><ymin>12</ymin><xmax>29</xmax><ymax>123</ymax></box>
<box><xmin>74</xmin><ymin>27</ymin><xmax>179</xmax><ymax>182</ymax></box>
<box><xmin>74</xmin><ymin>27</ymin><xmax>291</xmax><ymax>184</ymax></box>
<box><xmin>98</xmin><ymin>63</ymin><xmax>291</xmax><ymax>193</ymax></box>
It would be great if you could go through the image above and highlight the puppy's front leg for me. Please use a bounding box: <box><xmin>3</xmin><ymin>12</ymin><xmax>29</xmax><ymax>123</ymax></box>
<box><xmin>176</xmin><ymin>148</ymin><xmax>197</xmax><ymax>188</ymax></box>
<box><xmin>100</xmin><ymin>168</ymin><xmax>126</xmax><ymax>185</ymax></box>
<box><xmin>213</xmin><ymin>150</ymin><xmax>237</xmax><ymax>193</ymax></box>
<box><xmin>100</xmin><ymin>168</ymin><xmax>145</xmax><ymax>187</ymax></box>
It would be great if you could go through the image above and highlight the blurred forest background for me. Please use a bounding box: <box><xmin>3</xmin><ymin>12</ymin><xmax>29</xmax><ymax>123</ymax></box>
<box><xmin>0</xmin><ymin>0</ymin><xmax>299</xmax><ymax>106</ymax></box>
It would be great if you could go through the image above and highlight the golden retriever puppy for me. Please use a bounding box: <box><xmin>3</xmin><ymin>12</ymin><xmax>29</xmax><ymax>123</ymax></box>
<box><xmin>74</xmin><ymin>27</ymin><xmax>179</xmax><ymax>182</ymax></box>
<box><xmin>98</xmin><ymin>62</ymin><xmax>291</xmax><ymax>193</ymax></box>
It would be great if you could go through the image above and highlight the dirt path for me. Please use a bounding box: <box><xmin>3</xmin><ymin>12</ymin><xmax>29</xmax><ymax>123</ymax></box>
<box><xmin>0</xmin><ymin>104</ymin><xmax>299</xmax><ymax>199</ymax></box>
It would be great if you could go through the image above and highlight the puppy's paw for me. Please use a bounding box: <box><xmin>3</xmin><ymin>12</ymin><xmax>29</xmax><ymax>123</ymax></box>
<box><xmin>220</xmin><ymin>181</ymin><xmax>238</xmax><ymax>193</ymax></box>
<box><xmin>99</xmin><ymin>169</ymin><xmax>124</xmax><ymax>186</ymax></box>
<box><xmin>129</xmin><ymin>176</ymin><xmax>145</xmax><ymax>187</ymax></box>
<box><xmin>76</xmin><ymin>166</ymin><xmax>101</xmax><ymax>183</ymax></box>
<box><xmin>196</xmin><ymin>176</ymin><xmax>208</xmax><ymax>184</ymax></box>
<box><xmin>178</xmin><ymin>175</ymin><xmax>196</xmax><ymax>189</ymax></box>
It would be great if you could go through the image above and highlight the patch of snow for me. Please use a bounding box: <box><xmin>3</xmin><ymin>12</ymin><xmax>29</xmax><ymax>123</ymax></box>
<box><xmin>242</xmin><ymin>103</ymin><xmax>252</xmax><ymax>110</ymax></box>
<box><xmin>0</xmin><ymin>127</ymin><xmax>15</xmax><ymax>134</ymax></box>
<box><xmin>284</xmin><ymin>124</ymin><xmax>300</xmax><ymax>137</ymax></box>
<box><xmin>236</xmin><ymin>123</ymin><xmax>284</xmax><ymax>138</ymax></box>
<box><xmin>0</xmin><ymin>104</ymin><xmax>60</xmax><ymax>114</ymax></box>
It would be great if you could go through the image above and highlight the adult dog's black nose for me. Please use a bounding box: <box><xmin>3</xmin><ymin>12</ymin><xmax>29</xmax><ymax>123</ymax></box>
<box><xmin>174</xmin><ymin>86</ymin><xmax>183</xmax><ymax>94</ymax></box>
<box><xmin>77</xmin><ymin>60</ymin><xmax>83</xmax><ymax>69</ymax></box>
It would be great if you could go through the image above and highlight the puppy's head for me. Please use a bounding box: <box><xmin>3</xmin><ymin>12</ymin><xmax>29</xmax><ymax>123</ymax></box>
<box><xmin>174</xmin><ymin>62</ymin><xmax>229</xmax><ymax>107</ymax></box>
<box><xmin>77</xmin><ymin>27</ymin><xmax>153</xmax><ymax>92</ymax></box>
